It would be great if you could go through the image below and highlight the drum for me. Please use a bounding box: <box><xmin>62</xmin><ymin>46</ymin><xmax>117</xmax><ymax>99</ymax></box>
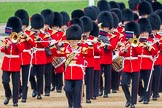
<box><xmin>112</xmin><ymin>52</ymin><xmax>123</xmax><ymax>72</ymax></box>
<box><xmin>52</xmin><ymin>57</ymin><xmax>66</xmax><ymax>68</ymax></box>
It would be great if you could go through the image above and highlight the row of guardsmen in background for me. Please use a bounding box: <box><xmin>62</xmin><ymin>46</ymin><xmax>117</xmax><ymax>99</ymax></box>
<box><xmin>1</xmin><ymin>0</ymin><xmax>162</xmax><ymax>108</ymax></box>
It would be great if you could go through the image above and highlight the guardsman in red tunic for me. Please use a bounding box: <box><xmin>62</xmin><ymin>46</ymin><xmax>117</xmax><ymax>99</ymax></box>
<box><xmin>14</xmin><ymin>9</ymin><xmax>35</xmax><ymax>102</ymax></box>
<box><xmin>30</xmin><ymin>14</ymin><xmax>49</xmax><ymax>100</ymax></box>
<box><xmin>80</xmin><ymin>16</ymin><xmax>95</xmax><ymax>103</ymax></box>
<box><xmin>97</xmin><ymin>11</ymin><xmax>117</xmax><ymax>98</ymax></box>
<box><xmin>120</xmin><ymin>21</ymin><xmax>141</xmax><ymax>108</ymax></box>
<box><xmin>50</xmin><ymin>12</ymin><xmax>66</xmax><ymax>92</ymax></box>
<box><xmin>90</xmin><ymin>22</ymin><xmax>103</xmax><ymax>99</ymax></box>
<box><xmin>110</xmin><ymin>12</ymin><xmax>121</xmax><ymax>93</ymax></box>
<box><xmin>148</xmin><ymin>13</ymin><xmax>162</xmax><ymax>100</ymax></box>
<box><xmin>154</xmin><ymin>9</ymin><xmax>162</xmax><ymax>94</ymax></box>
<box><xmin>41</xmin><ymin>9</ymin><xmax>55</xmax><ymax>96</ymax></box>
<box><xmin>138</xmin><ymin>18</ymin><xmax>158</xmax><ymax>104</ymax></box>
<box><xmin>1</xmin><ymin>16</ymin><xmax>23</xmax><ymax>107</ymax></box>
<box><xmin>63</xmin><ymin>24</ymin><xmax>86</xmax><ymax>108</ymax></box>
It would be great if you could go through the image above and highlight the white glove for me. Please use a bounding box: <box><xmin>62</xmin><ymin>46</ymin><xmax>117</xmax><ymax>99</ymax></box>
<box><xmin>58</xmin><ymin>41</ymin><xmax>63</xmax><ymax>46</ymax></box>
<box><xmin>50</xmin><ymin>40</ymin><xmax>56</xmax><ymax>46</ymax></box>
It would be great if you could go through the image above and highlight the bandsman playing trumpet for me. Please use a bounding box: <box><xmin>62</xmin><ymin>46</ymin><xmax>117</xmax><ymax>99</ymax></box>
<box><xmin>155</xmin><ymin>9</ymin><xmax>162</xmax><ymax>94</ymax></box>
<box><xmin>41</xmin><ymin>9</ymin><xmax>55</xmax><ymax>96</ymax></box>
<box><xmin>29</xmin><ymin>14</ymin><xmax>50</xmax><ymax>100</ymax></box>
<box><xmin>80</xmin><ymin>16</ymin><xmax>94</xmax><ymax>103</ymax></box>
<box><xmin>1</xmin><ymin>16</ymin><xmax>24</xmax><ymax>107</ymax></box>
<box><xmin>15</xmin><ymin>9</ymin><xmax>35</xmax><ymax>102</ymax></box>
<box><xmin>147</xmin><ymin>13</ymin><xmax>162</xmax><ymax>101</ymax></box>
<box><xmin>119</xmin><ymin>21</ymin><xmax>141</xmax><ymax>108</ymax></box>
<box><xmin>138</xmin><ymin>18</ymin><xmax>158</xmax><ymax>104</ymax></box>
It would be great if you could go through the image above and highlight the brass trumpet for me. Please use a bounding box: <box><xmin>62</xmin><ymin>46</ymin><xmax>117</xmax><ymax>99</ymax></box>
<box><xmin>9</xmin><ymin>32</ymin><xmax>20</xmax><ymax>43</ymax></box>
<box><xmin>130</xmin><ymin>38</ymin><xmax>139</xmax><ymax>47</ymax></box>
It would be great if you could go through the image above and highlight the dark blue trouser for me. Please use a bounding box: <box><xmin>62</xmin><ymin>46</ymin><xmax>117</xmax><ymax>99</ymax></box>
<box><xmin>93</xmin><ymin>70</ymin><xmax>100</xmax><ymax>97</ymax></box>
<box><xmin>2</xmin><ymin>71</ymin><xmax>20</xmax><ymax>103</ymax></box>
<box><xmin>52</xmin><ymin>67</ymin><xmax>63</xmax><ymax>91</ymax></box>
<box><xmin>138</xmin><ymin>70</ymin><xmax>152</xmax><ymax>101</ymax></box>
<box><xmin>111</xmin><ymin>69</ymin><xmax>120</xmax><ymax>91</ymax></box>
<box><xmin>85</xmin><ymin>67</ymin><xmax>94</xmax><ymax>100</ymax></box>
<box><xmin>121</xmin><ymin>72</ymin><xmax>140</xmax><ymax>104</ymax></box>
<box><xmin>100</xmin><ymin>64</ymin><xmax>112</xmax><ymax>95</ymax></box>
<box><xmin>152</xmin><ymin>65</ymin><xmax>161</xmax><ymax>97</ymax></box>
<box><xmin>21</xmin><ymin>65</ymin><xmax>30</xmax><ymax>99</ymax></box>
<box><xmin>44</xmin><ymin>63</ymin><xmax>52</xmax><ymax>93</ymax></box>
<box><xmin>30</xmin><ymin>67</ymin><xmax>36</xmax><ymax>90</ymax></box>
<box><xmin>64</xmin><ymin>80</ymin><xmax>83</xmax><ymax>108</ymax></box>
<box><xmin>30</xmin><ymin>64</ymin><xmax>45</xmax><ymax>95</ymax></box>
<box><xmin>159</xmin><ymin>66</ymin><xmax>162</xmax><ymax>92</ymax></box>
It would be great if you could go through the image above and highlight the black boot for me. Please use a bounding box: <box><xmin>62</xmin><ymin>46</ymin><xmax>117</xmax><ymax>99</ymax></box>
<box><xmin>32</xmin><ymin>90</ymin><xmax>37</xmax><ymax>97</ymax></box>
<box><xmin>4</xmin><ymin>97</ymin><xmax>11</xmax><ymax>105</ymax></box>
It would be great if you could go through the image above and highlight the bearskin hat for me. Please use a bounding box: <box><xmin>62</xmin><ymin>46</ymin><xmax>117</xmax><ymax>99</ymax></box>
<box><xmin>122</xmin><ymin>8</ymin><xmax>134</xmax><ymax>22</ymax></box>
<box><xmin>41</xmin><ymin>9</ymin><xmax>54</xmax><ymax>27</ymax></box>
<box><xmin>52</xmin><ymin>12</ymin><xmax>63</xmax><ymax>28</ymax></box>
<box><xmin>154</xmin><ymin>10</ymin><xmax>162</xmax><ymax>24</ymax></box>
<box><xmin>97</xmin><ymin>0</ymin><xmax>110</xmax><ymax>12</ymax></box>
<box><xmin>148</xmin><ymin>13</ymin><xmax>161</xmax><ymax>30</ymax></box>
<box><xmin>138</xmin><ymin>18</ymin><xmax>152</xmax><ymax>34</ymax></box>
<box><xmin>80</xmin><ymin>16</ymin><xmax>93</xmax><ymax>32</ymax></box>
<box><xmin>125</xmin><ymin>21</ymin><xmax>140</xmax><ymax>36</ymax></box>
<box><xmin>134</xmin><ymin>13</ymin><xmax>139</xmax><ymax>21</ymax></box>
<box><xmin>66</xmin><ymin>24</ymin><xmax>82</xmax><ymax>40</ymax></box>
<box><xmin>84</xmin><ymin>6</ymin><xmax>97</xmax><ymax>21</ymax></box>
<box><xmin>60</xmin><ymin>11</ymin><xmax>70</xmax><ymax>26</ymax></box>
<box><xmin>91</xmin><ymin>6</ymin><xmax>100</xmax><ymax>17</ymax></box>
<box><xmin>69</xmin><ymin>18</ymin><xmax>84</xmax><ymax>32</ymax></box>
<box><xmin>31</xmin><ymin>14</ymin><xmax>44</xmax><ymax>29</ymax></box>
<box><xmin>110</xmin><ymin>8</ymin><xmax>122</xmax><ymax>22</ymax></box>
<box><xmin>118</xmin><ymin>2</ymin><xmax>126</xmax><ymax>11</ymax></box>
<box><xmin>71</xmin><ymin>9</ymin><xmax>84</xmax><ymax>19</ymax></box>
<box><xmin>152</xmin><ymin>2</ymin><xmax>162</xmax><ymax>12</ymax></box>
<box><xmin>128</xmin><ymin>0</ymin><xmax>141</xmax><ymax>11</ymax></box>
<box><xmin>90</xmin><ymin>22</ymin><xmax>99</xmax><ymax>37</ymax></box>
<box><xmin>109</xmin><ymin>1</ymin><xmax>120</xmax><ymax>9</ymax></box>
<box><xmin>14</xmin><ymin>9</ymin><xmax>29</xmax><ymax>27</ymax></box>
<box><xmin>111</xmin><ymin>12</ymin><xmax>119</xmax><ymax>28</ymax></box>
<box><xmin>6</xmin><ymin>16</ymin><xmax>22</xmax><ymax>33</ymax></box>
<box><xmin>97</xmin><ymin>11</ymin><xmax>114</xmax><ymax>29</ymax></box>
<box><xmin>138</xmin><ymin>1</ymin><xmax>153</xmax><ymax>16</ymax></box>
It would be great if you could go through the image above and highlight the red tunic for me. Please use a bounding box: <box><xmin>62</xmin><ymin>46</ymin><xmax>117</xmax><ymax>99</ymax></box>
<box><xmin>51</xmin><ymin>30</ymin><xmax>66</xmax><ymax>72</ymax></box>
<box><xmin>20</xmin><ymin>30</ymin><xmax>35</xmax><ymax>65</ymax></box>
<box><xmin>1</xmin><ymin>38</ymin><xmax>24</xmax><ymax>72</ymax></box>
<box><xmin>154</xmin><ymin>34</ymin><xmax>162</xmax><ymax>65</ymax></box>
<box><xmin>31</xmin><ymin>31</ymin><xmax>49</xmax><ymax>65</ymax></box>
<box><xmin>63</xmin><ymin>43</ymin><xmax>88</xmax><ymax>80</ymax></box>
<box><xmin>119</xmin><ymin>42</ymin><xmax>142</xmax><ymax>72</ymax></box>
<box><xmin>138</xmin><ymin>37</ymin><xmax>158</xmax><ymax>70</ymax></box>
<box><xmin>100</xmin><ymin>33</ymin><xmax>118</xmax><ymax>64</ymax></box>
